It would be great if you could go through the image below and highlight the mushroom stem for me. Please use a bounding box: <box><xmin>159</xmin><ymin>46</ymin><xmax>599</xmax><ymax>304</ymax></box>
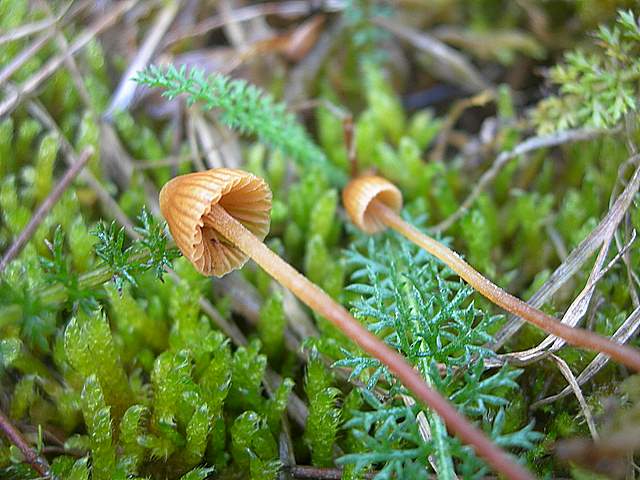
<box><xmin>368</xmin><ymin>199</ymin><xmax>640</xmax><ymax>372</ymax></box>
<box><xmin>204</xmin><ymin>204</ymin><xmax>533</xmax><ymax>480</ymax></box>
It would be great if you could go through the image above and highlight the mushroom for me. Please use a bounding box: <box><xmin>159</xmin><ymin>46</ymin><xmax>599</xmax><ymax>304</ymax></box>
<box><xmin>342</xmin><ymin>174</ymin><xmax>640</xmax><ymax>372</ymax></box>
<box><xmin>160</xmin><ymin>168</ymin><xmax>533</xmax><ymax>480</ymax></box>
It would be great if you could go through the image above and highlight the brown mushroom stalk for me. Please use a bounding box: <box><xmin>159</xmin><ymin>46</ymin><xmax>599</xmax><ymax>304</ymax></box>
<box><xmin>343</xmin><ymin>175</ymin><xmax>640</xmax><ymax>372</ymax></box>
<box><xmin>160</xmin><ymin>168</ymin><xmax>534</xmax><ymax>480</ymax></box>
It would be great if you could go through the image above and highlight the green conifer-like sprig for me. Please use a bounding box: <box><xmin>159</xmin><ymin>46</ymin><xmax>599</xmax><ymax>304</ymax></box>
<box><xmin>135</xmin><ymin>65</ymin><xmax>340</xmax><ymax>180</ymax></box>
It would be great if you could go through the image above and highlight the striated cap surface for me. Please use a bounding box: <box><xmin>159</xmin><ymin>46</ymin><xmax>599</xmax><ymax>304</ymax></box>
<box><xmin>342</xmin><ymin>175</ymin><xmax>403</xmax><ymax>234</ymax></box>
<box><xmin>159</xmin><ymin>168</ymin><xmax>271</xmax><ymax>276</ymax></box>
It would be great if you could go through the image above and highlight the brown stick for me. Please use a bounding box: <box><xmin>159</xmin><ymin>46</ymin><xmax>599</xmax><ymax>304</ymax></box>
<box><xmin>204</xmin><ymin>204</ymin><xmax>534</xmax><ymax>480</ymax></box>
<box><xmin>0</xmin><ymin>408</ymin><xmax>50</xmax><ymax>478</ymax></box>
<box><xmin>369</xmin><ymin>200</ymin><xmax>640</xmax><ymax>372</ymax></box>
<box><xmin>0</xmin><ymin>147</ymin><xmax>93</xmax><ymax>274</ymax></box>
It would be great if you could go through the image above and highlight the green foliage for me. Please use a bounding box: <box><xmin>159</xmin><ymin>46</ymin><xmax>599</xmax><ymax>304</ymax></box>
<box><xmin>534</xmin><ymin>10</ymin><xmax>640</xmax><ymax>132</ymax></box>
<box><xmin>119</xmin><ymin>404</ymin><xmax>147</xmax><ymax>473</ymax></box>
<box><xmin>230</xmin><ymin>411</ymin><xmax>279</xmax><ymax>479</ymax></box>
<box><xmin>304</xmin><ymin>355</ymin><xmax>341</xmax><ymax>467</ymax></box>
<box><xmin>32</xmin><ymin>132</ymin><xmax>59</xmax><ymax>204</ymax></box>
<box><xmin>258</xmin><ymin>292</ymin><xmax>285</xmax><ymax>360</ymax></box>
<box><xmin>135</xmin><ymin>65</ymin><xmax>340</xmax><ymax>182</ymax></box>
<box><xmin>93</xmin><ymin>207</ymin><xmax>178</xmax><ymax>291</ymax></box>
<box><xmin>2</xmin><ymin>5</ymin><xmax>640</xmax><ymax>480</ymax></box>
<box><xmin>335</xmin><ymin>231</ymin><xmax>543</xmax><ymax>477</ymax></box>
<box><xmin>228</xmin><ymin>339</ymin><xmax>267</xmax><ymax>411</ymax></box>
<box><xmin>64</xmin><ymin>309</ymin><xmax>132</xmax><ymax>418</ymax></box>
<box><xmin>81</xmin><ymin>375</ymin><xmax>118</xmax><ymax>480</ymax></box>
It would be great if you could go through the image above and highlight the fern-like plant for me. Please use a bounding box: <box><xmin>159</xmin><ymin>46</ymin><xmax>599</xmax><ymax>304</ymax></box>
<box><xmin>134</xmin><ymin>65</ymin><xmax>342</xmax><ymax>182</ymax></box>
<box><xmin>335</xmin><ymin>227</ymin><xmax>542</xmax><ymax>478</ymax></box>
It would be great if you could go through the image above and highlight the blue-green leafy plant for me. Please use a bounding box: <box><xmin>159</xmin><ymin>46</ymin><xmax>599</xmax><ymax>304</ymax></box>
<box><xmin>335</xmin><ymin>230</ymin><xmax>543</xmax><ymax>478</ymax></box>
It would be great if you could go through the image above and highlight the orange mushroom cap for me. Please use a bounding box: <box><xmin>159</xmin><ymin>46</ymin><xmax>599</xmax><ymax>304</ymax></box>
<box><xmin>159</xmin><ymin>168</ymin><xmax>272</xmax><ymax>277</ymax></box>
<box><xmin>342</xmin><ymin>175</ymin><xmax>403</xmax><ymax>234</ymax></box>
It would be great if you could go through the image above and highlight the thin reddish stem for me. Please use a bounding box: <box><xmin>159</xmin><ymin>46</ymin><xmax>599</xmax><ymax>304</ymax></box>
<box><xmin>369</xmin><ymin>200</ymin><xmax>640</xmax><ymax>372</ymax></box>
<box><xmin>205</xmin><ymin>204</ymin><xmax>534</xmax><ymax>480</ymax></box>
<box><xmin>0</xmin><ymin>408</ymin><xmax>50</xmax><ymax>477</ymax></box>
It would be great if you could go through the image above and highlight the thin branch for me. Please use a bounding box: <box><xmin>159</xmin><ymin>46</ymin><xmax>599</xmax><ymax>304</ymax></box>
<box><xmin>24</xmin><ymin>99</ymin><xmax>137</xmax><ymax>235</ymax></box>
<box><xmin>532</xmin><ymin>306</ymin><xmax>640</xmax><ymax>408</ymax></box>
<box><xmin>0</xmin><ymin>147</ymin><xmax>93</xmax><ymax>273</ymax></box>
<box><xmin>432</xmin><ymin>128</ymin><xmax>616</xmax><ymax>233</ymax></box>
<box><xmin>549</xmin><ymin>354</ymin><xmax>599</xmax><ymax>441</ymax></box>
<box><xmin>490</xmin><ymin>154</ymin><xmax>640</xmax><ymax>350</ymax></box>
<box><xmin>0</xmin><ymin>408</ymin><xmax>50</xmax><ymax>478</ymax></box>
<box><xmin>285</xmin><ymin>465</ymin><xmax>376</xmax><ymax>480</ymax></box>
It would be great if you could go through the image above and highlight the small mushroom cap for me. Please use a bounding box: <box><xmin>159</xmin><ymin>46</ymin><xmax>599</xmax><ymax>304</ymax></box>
<box><xmin>342</xmin><ymin>175</ymin><xmax>403</xmax><ymax>234</ymax></box>
<box><xmin>159</xmin><ymin>168</ymin><xmax>271</xmax><ymax>277</ymax></box>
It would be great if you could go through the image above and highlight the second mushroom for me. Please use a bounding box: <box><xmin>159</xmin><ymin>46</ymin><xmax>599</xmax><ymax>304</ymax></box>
<box><xmin>342</xmin><ymin>174</ymin><xmax>640</xmax><ymax>372</ymax></box>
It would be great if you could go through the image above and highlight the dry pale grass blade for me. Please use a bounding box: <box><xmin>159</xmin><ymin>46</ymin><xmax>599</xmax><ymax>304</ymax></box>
<box><xmin>0</xmin><ymin>1</ymin><xmax>89</xmax><ymax>86</ymax></box>
<box><xmin>192</xmin><ymin>110</ymin><xmax>223</xmax><ymax>169</ymax></box>
<box><xmin>0</xmin><ymin>0</ymin><xmax>136</xmax><ymax>119</ymax></box>
<box><xmin>547</xmin><ymin>231</ymin><xmax>636</xmax><ymax>350</ymax></box>
<box><xmin>491</xmin><ymin>155</ymin><xmax>640</xmax><ymax>350</ymax></box>
<box><xmin>373</xmin><ymin>16</ymin><xmax>490</xmax><ymax>93</ymax></box>
<box><xmin>400</xmin><ymin>394</ymin><xmax>451</xmax><ymax>477</ymax></box>
<box><xmin>192</xmin><ymin>110</ymin><xmax>243</xmax><ymax>170</ymax></box>
<box><xmin>36</xmin><ymin>1</ymin><xmax>94</xmax><ymax>109</ymax></box>
<box><xmin>433</xmin><ymin>128</ymin><xmax>615</xmax><ymax>233</ymax></box>
<box><xmin>532</xmin><ymin>306</ymin><xmax>640</xmax><ymax>408</ymax></box>
<box><xmin>104</xmin><ymin>0</ymin><xmax>180</xmax><ymax>119</ymax></box>
<box><xmin>490</xmin><ymin>226</ymin><xmax>623</xmax><ymax>366</ymax></box>
<box><xmin>549</xmin><ymin>354</ymin><xmax>599</xmax><ymax>441</ymax></box>
<box><xmin>186</xmin><ymin>110</ymin><xmax>207</xmax><ymax>171</ymax></box>
<box><xmin>285</xmin><ymin>15</ymin><xmax>347</xmax><ymax>105</ymax></box>
<box><xmin>0</xmin><ymin>30</ymin><xmax>56</xmax><ymax>86</ymax></box>
<box><xmin>431</xmin><ymin>90</ymin><xmax>496</xmax><ymax>163</ymax></box>
<box><xmin>0</xmin><ymin>17</ymin><xmax>57</xmax><ymax>45</ymax></box>
<box><xmin>431</xmin><ymin>26</ymin><xmax>543</xmax><ymax>61</ymax></box>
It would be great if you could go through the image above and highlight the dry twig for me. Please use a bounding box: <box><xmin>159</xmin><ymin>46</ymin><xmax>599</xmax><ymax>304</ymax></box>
<box><xmin>433</xmin><ymin>128</ymin><xmax>615</xmax><ymax>233</ymax></box>
<box><xmin>491</xmin><ymin>154</ymin><xmax>640</xmax><ymax>349</ymax></box>
<box><xmin>0</xmin><ymin>147</ymin><xmax>93</xmax><ymax>273</ymax></box>
<box><xmin>0</xmin><ymin>408</ymin><xmax>50</xmax><ymax>478</ymax></box>
<box><xmin>533</xmin><ymin>306</ymin><xmax>640</xmax><ymax>408</ymax></box>
<box><xmin>549</xmin><ymin>354</ymin><xmax>599</xmax><ymax>441</ymax></box>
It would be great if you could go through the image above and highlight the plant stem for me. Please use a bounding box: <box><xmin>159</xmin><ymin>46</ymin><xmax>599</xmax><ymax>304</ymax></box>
<box><xmin>0</xmin><ymin>408</ymin><xmax>50</xmax><ymax>478</ymax></box>
<box><xmin>369</xmin><ymin>200</ymin><xmax>640</xmax><ymax>372</ymax></box>
<box><xmin>204</xmin><ymin>204</ymin><xmax>534</xmax><ymax>480</ymax></box>
<box><xmin>0</xmin><ymin>147</ymin><xmax>92</xmax><ymax>273</ymax></box>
